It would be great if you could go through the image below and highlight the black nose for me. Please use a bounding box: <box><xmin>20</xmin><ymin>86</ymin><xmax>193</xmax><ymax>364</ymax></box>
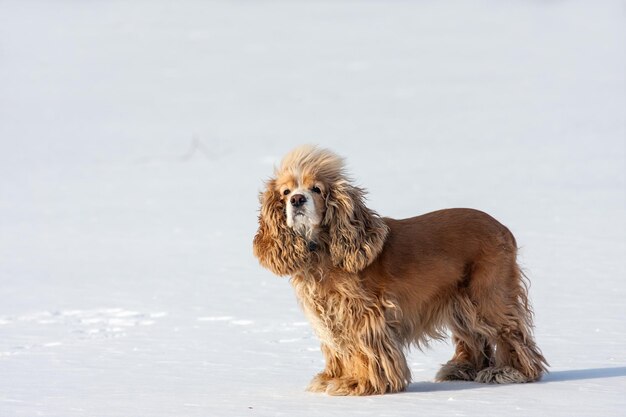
<box><xmin>290</xmin><ymin>194</ymin><xmax>307</xmax><ymax>207</ymax></box>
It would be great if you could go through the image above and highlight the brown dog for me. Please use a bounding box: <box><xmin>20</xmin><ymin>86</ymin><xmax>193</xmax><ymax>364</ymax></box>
<box><xmin>253</xmin><ymin>145</ymin><xmax>548</xmax><ymax>395</ymax></box>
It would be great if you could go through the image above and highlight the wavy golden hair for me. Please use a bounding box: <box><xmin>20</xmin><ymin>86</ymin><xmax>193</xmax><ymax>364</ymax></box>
<box><xmin>253</xmin><ymin>145</ymin><xmax>389</xmax><ymax>275</ymax></box>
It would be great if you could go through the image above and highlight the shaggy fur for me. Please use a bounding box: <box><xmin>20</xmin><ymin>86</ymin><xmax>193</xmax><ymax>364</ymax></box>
<box><xmin>253</xmin><ymin>145</ymin><xmax>548</xmax><ymax>396</ymax></box>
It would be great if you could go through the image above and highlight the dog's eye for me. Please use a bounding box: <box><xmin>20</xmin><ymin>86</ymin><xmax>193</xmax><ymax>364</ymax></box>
<box><xmin>311</xmin><ymin>186</ymin><xmax>321</xmax><ymax>194</ymax></box>
<box><xmin>283</xmin><ymin>189</ymin><xmax>290</xmax><ymax>196</ymax></box>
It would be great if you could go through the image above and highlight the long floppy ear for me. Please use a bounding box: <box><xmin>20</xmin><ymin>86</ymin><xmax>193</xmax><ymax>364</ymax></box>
<box><xmin>253</xmin><ymin>179</ymin><xmax>310</xmax><ymax>276</ymax></box>
<box><xmin>324</xmin><ymin>181</ymin><xmax>389</xmax><ymax>273</ymax></box>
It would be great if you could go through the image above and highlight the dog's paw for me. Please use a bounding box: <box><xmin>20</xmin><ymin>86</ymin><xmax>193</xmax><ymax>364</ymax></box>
<box><xmin>324</xmin><ymin>378</ymin><xmax>391</xmax><ymax>396</ymax></box>
<box><xmin>435</xmin><ymin>361</ymin><xmax>477</xmax><ymax>382</ymax></box>
<box><xmin>325</xmin><ymin>378</ymin><xmax>364</xmax><ymax>396</ymax></box>
<box><xmin>307</xmin><ymin>372</ymin><xmax>333</xmax><ymax>393</ymax></box>
<box><xmin>475</xmin><ymin>366</ymin><xmax>529</xmax><ymax>384</ymax></box>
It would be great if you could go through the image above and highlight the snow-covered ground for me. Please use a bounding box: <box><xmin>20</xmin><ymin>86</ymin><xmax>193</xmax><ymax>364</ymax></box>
<box><xmin>1</xmin><ymin>1</ymin><xmax>625</xmax><ymax>416</ymax></box>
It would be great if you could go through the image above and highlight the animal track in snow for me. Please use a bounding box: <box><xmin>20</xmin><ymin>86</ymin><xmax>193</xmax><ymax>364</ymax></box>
<box><xmin>0</xmin><ymin>308</ymin><xmax>168</xmax><ymax>358</ymax></box>
<box><xmin>196</xmin><ymin>316</ymin><xmax>254</xmax><ymax>326</ymax></box>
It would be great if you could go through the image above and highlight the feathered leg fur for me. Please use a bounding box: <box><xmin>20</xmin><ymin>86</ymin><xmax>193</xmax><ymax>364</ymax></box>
<box><xmin>437</xmin><ymin>262</ymin><xmax>548</xmax><ymax>384</ymax></box>
<box><xmin>294</xmin><ymin>273</ymin><xmax>410</xmax><ymax>396</ymax></box>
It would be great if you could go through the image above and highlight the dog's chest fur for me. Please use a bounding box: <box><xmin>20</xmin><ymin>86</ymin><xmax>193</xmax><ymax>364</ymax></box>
<box><xmin>290</xmin><ymin>268</ymin><xmax>396</xmax><ymax>355</ymax></box>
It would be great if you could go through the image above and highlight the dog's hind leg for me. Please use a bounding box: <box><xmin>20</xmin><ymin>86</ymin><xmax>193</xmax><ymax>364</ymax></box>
<box><xmin>436</xmin><ymin>335</ymin><xmax>492</xmax><ymax>382</ymax></box>
<box><xmin>474</xmin><ymin>313</ymin><xmax>548</xmax><ymax>383</ymax></box>
<box><xmin>436</xmin><ymin>296</ymin><xmax>493</xmax><ymax>382</ymax></box>
<box><xmin>470</xmin><ymin>262</ymin><xmax>548</xmax><ymax>384</ymax></box>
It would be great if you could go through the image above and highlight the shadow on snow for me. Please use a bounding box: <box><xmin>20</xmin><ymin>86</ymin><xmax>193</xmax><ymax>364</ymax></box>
<box><xmin>406</xmin><ymin>366</ymin><xmax>626</xmax><ymax>393</ymax></box>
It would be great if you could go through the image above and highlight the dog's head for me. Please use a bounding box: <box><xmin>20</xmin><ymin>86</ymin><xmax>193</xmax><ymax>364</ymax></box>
<box><xmin>253</xmin><ymin>145</ymin><xmax>389</xmax><ymax>276</ymax></box>
<box><xmin>274</xmin><ymin>145</ymin><xmax>338</xmax><ymax>241</ymax></box>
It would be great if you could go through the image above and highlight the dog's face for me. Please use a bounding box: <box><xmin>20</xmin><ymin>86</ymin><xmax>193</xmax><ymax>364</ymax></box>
<box><xmin>254</xmin><ymin>145</ymin><xmax>390</xmax><ymax>276</ymax></box>
<box><xmin>275</xmin><ymin>172</ymin><xmax>327</xmax><ymax>239</ymax></box>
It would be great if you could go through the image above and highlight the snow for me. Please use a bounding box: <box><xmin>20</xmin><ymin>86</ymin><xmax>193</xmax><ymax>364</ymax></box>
<box><xmin>1</xmin><ymin>0</ymin><xmax>625</xmax><ymax>416</ymax></box>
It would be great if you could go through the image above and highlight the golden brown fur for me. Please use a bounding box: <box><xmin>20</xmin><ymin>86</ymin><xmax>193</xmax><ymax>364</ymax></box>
<box><xmin>253</xmin><ymin>145</ymin><xmax>548</xmax><ymax>395</ymax></box>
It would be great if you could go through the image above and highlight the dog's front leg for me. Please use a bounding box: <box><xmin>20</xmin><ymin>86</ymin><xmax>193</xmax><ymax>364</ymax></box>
<box><xmin>311</xmin><ymin>313</ymin><xmax>410</xmax><ymax>396</ymax></box>
<box><xmin>308</xmin><ymin>344</ymin><xmax>379</xmax><ymax>396</ymax></box>
<box><xmin>307</xmin><ymin>343</ymin><xmax>345</xmax><ymax>393</ymax></box>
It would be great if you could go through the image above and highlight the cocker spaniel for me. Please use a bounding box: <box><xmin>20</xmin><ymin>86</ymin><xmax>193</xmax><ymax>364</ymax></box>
<box><xmin>253</xmin><ymin>145</ymin><xmax>548</xmax><ymax>395</ymax></box>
